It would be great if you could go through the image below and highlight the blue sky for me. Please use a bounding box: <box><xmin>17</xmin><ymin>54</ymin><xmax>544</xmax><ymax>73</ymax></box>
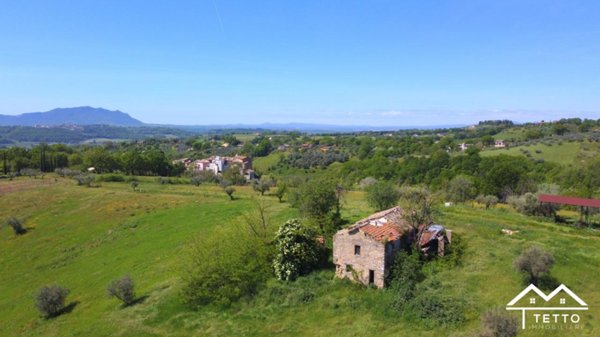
<box><xmin>0</xmin><ymin>0</ymin><xmax>599</xmax><ymax>126</ymax></box>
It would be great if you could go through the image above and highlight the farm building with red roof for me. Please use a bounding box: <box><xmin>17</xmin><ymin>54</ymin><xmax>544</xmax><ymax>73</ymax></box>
<box><xmin>332</xmin><ymin>207</ymin><xmax>414</xmax><ymax>288</ymax></box>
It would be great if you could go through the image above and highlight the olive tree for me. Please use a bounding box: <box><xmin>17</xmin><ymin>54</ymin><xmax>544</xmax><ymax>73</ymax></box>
<box><xmin>224</xmin><ymin>186</ymin><xmax>236</xmax><ymax>200</ymax></box>
<box><xmin>476</xmin><ymin>195</ymin><xmax>499</xmax><ymax>209</ymax></box>
<box><xmin>366</xmin><ymin>181</ymin><xmax>400</xmax><ymax>211</ymax></box>
<box><xmin>293</xmin><ymin>178</ymin><xmax>339</xmax><ymax>232</ymax></box>
<box><xmin>514</xmin><ymin>246</ymin><xmax>555</xmax><ymax>285</ymax></box>
<box><xmin>5</xmin><ymin>217</ymin><xmax>26</xmax><ymax>235</ymax></box>
<box><xmin>252</xmin><ymin>178</ymin><xmax>273</xmax><ymax>196</ymax></box>
<box><xmin>274</xmin><ymin>183</ymin><xmax>287</xmax><ymax>202</ymax></box>
<box><xmin>446</xmin><ymin>175</ymin><xmax>476</xmax><ymax>203</ymax></box>
<box><xmin>107</xmin><ymin>275</ymin><xmax>136</xmax><ymax>306</ymax></box>
<box><xmin>35</xmin><ymin>285</ymin><xmax>69</xmax><ymax>318</ymax></box>
<box><xmin>398</xmin><ymin>186</ymin><xmax>434</xmax><ymax>231</ymax></box>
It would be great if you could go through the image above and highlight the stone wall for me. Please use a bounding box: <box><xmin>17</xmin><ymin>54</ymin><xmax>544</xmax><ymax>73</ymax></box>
<box><xmin>333</xmin><ymin>228</ymin><xmax>387</xmax><ymax>288</ymax></box>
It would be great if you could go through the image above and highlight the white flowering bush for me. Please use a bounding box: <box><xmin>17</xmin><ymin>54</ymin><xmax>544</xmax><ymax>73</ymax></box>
<box><xmin>273</xmin><ymin>219</ymin><xmax>319</xmax><ymax>281</ymax></box>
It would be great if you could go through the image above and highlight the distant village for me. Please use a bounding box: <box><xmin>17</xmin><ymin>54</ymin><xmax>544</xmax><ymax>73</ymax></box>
<box><xmin>173</xmin><ymin>155</ymin><xmax>255</xmax><ymax>180</ymax></box>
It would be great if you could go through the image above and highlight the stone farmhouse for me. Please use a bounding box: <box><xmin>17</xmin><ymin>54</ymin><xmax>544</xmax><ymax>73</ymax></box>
<box><xmin>333</xmin><ymin>206</ymin><xmax>451</xmax><ymax>288</ymax></box>
<box><xmin>333</xmin><ymin>207</ymin><xmax>413</xmax><ymax>288</ymax></box>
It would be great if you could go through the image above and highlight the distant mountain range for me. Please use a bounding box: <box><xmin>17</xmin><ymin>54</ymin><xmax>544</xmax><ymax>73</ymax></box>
<box><xmin>0</xmin><ymin>107</ymin><xmax>144</xmax><ymax>127</ymax></box>
<box><xmin>0</xmin><ymin>106</ymin><xmax>472</xmax><ymax>145</ymax></box>
<box><xmin>0</xmin><ymin>106</ymin><xmax>465</xmax><ymax>133</ymax></box>
<box><xmin>173</xmin><ymin>122</ymin><xmax>467</xmax><ymax>133</ymax></box>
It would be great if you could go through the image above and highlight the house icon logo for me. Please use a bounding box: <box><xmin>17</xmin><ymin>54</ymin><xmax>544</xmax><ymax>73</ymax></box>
<box><xmin>506</xmin><ymin>284</ymin><xmax>588</xmax><ymax>330</ymax></box>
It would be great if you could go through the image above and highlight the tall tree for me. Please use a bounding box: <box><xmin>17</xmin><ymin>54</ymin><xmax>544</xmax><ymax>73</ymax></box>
<box><xmin>514</xmin><ymin>246</ymin><xmax>555</xmax><ymax>286</ymax></box>
<box><xmin>398</xmin><ymin>186</ymin><xmax>434</xmax><ymax>231</ymax></box>
<box><xmin>295</xmin><ymin>178</ymin><xmax>338</xmax><ymax>232</ymax></box>
<box><xmin>446</xmin><ymin>175</ymin><xmax>476</xmax><ymax>203</ymax></box>
<box><xmin>366</xmin><ymin>181</ymin><xmax>400</xmax><ymax>211</ymax></box>
<box><xmin>2</xmin><ymin>150</ymin><xmax>8</xmax><ymax>175</ymax></box>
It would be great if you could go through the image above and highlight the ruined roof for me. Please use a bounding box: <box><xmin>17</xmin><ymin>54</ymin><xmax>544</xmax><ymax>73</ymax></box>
<box><xmin>418</xmin><ymin>224</ymin><xmax>445</xmax><ymax>247</ymax></box>
<box><xmin>360</xmin><ymin>223</ymin><xmax>407</xmax><ymax>242</ymax></box>
<box><xmin>352</xmin><ymin>206</ymin><xmax>404</xmax><ymax>227</ymax></box>
<box><xmin>350</xmin><ymin>206</ymin><xmax>411</xmax><ymax>243</ymax></box>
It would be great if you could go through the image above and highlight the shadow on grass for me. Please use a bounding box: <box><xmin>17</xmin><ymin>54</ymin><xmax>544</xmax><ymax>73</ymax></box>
<box><xmin>46</xmin><ymin>301</ymin><xmax>79</xmax><ymax>319</ymax></box>
<box><xmin>537</xmin><ymin>274</ymin><xmax>560</xmax><ymax>291</ymax></box>
<box><xmin>20</xmin><ymin>226</ymin><xmax>37</xmax><ymax>234</ymax></box>
<box><xmin>121</xmin><ymin>295</ymin><xmax>149</xmax><ymax>308</ymax></box>
<box><xmin>14</xmin><ymin>229</ymin><xmax>28</xmax><ymax>235</ymax></box>
<box><xmin>61</xmin><ymin>301</ymin><xmax>79</xmax><ymax>315</ymax></box>
<box><xmin>522</xmin><ymin>274</ymin><xmax>560</xmax><ymax>291</ymax></box>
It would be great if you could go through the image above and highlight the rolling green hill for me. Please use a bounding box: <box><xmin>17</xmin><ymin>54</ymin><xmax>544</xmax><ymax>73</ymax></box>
<box><xmin>1</xmin><ymin>177</ymin><xmax>599</xmax><ymax>336</ymax></box>
<box><xmin>481</xmin><ymin>142</ymin><xmax>595</xmax><ymax>165</ymax></box>
<box><xmin>253</xmin><ymin>152</ymin><xmax>286</xmax><ymax>173</ymax></box>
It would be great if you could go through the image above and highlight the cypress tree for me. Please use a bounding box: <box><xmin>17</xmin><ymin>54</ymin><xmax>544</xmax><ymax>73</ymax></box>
<box><xmin>2</xmin><ymin>151</ymin><xmax>7</xmax><ymax>175</ymax></box>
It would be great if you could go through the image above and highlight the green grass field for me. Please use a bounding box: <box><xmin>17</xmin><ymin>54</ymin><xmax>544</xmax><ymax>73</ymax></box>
<box><xmin>253</xmin><ymin>152</ymin><xmax>286</xmax><ymax>173</ymax></box>
<box><xmin>1</xmin><ymin>177</ymin><xmax>600</xmax><ymax>336</ymax></box>
<box><xmin>231</xmin><ymin>133</ymin><xmax>259</xmax><ymax>143</ymax></box>
<box><xmin>481</xmin><ymin>141</ymin><xmax>582</xmax><ymax>165</ymax></box>
<box><xmin>493</xmin><ymin>127</ymin><xmax>528</xmax><ymax>141</ymax></box>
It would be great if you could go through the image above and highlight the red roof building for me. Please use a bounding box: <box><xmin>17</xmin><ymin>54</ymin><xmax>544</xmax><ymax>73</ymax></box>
<box><xmin>538</xmin><ymin>194</ymin><xmax>600</xmax><ymax>208</ymax></box>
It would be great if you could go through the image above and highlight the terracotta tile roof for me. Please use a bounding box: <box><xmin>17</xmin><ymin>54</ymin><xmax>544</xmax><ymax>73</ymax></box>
<box><xmin>353</xmin><ymin>206</ymin><xmax>404</xmax><ymax>227</ymax></box>
<box><xmin>360</xmin><ymin>223</ymin><xmax>407</xmax><ymax>242</ymax></box>
<box><xmin>350</xmin><ymin>206</ymin><xmax>411</xmax><ymax>242</ymax></box>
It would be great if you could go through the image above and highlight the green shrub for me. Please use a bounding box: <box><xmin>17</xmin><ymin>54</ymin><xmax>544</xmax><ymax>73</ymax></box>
<box><xmin>441</xmin><ymin>233</ymin><xmax>464</xmax><ymax>268</ymax></box>
<box><xmin>157</xmin><ymin>177</ymin><xmax>171</xmax><ymax>185</ymax></box>
<box><xmin>181</xmin><ymin>226</ymin><xmax>272</xmax><ymax>308</ymax></box>
<box><xmin>54</xmin><ymin>168</ymin><xmax>80</xmax><ymax>177</ymax></box>
<box><xmin>190</xmin><ymin>176</ymin><xmax>202</xmax><ymax>186</ymax></box>
<box><xmin>478</xmin><ymin>309</ymin><xmax>518</xmax><ymax>337</ymax></box>
<box><xmin>507</xmin><ymin>193</ymin><xmax>556</xmax><ymax>218</ymax></box>
<box><xmin>73</xmin><ymin>174</ymin><xmax>95</xmax><ymax>187</ymax></box>
<box><xmin>190</xmin><ymin>170</ymin><xmax>218</xmax><ymax>185</ymax></box>
<box><xmin>476</xmin><ymin>195</ymin><xmax>499</xmax><ymax>209</ymax></box>
<box><xmin>20</xmin><ymin>168</ymin><xmax>42</xmax><ymax>178</ymax></box>
<box><xmin>272</xmin><ymin>219</ymin><xmax>320</xmax><ymax>281</ymax></box>
<box><xmin>407</xmin><ymin>288</ymin><xmax>466</xmax><ymax>327</ymax></box>
<box><xmin>387</xmin><ymin>249</ymin><xmax>424</xmax><ymax>309</ymax></box>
